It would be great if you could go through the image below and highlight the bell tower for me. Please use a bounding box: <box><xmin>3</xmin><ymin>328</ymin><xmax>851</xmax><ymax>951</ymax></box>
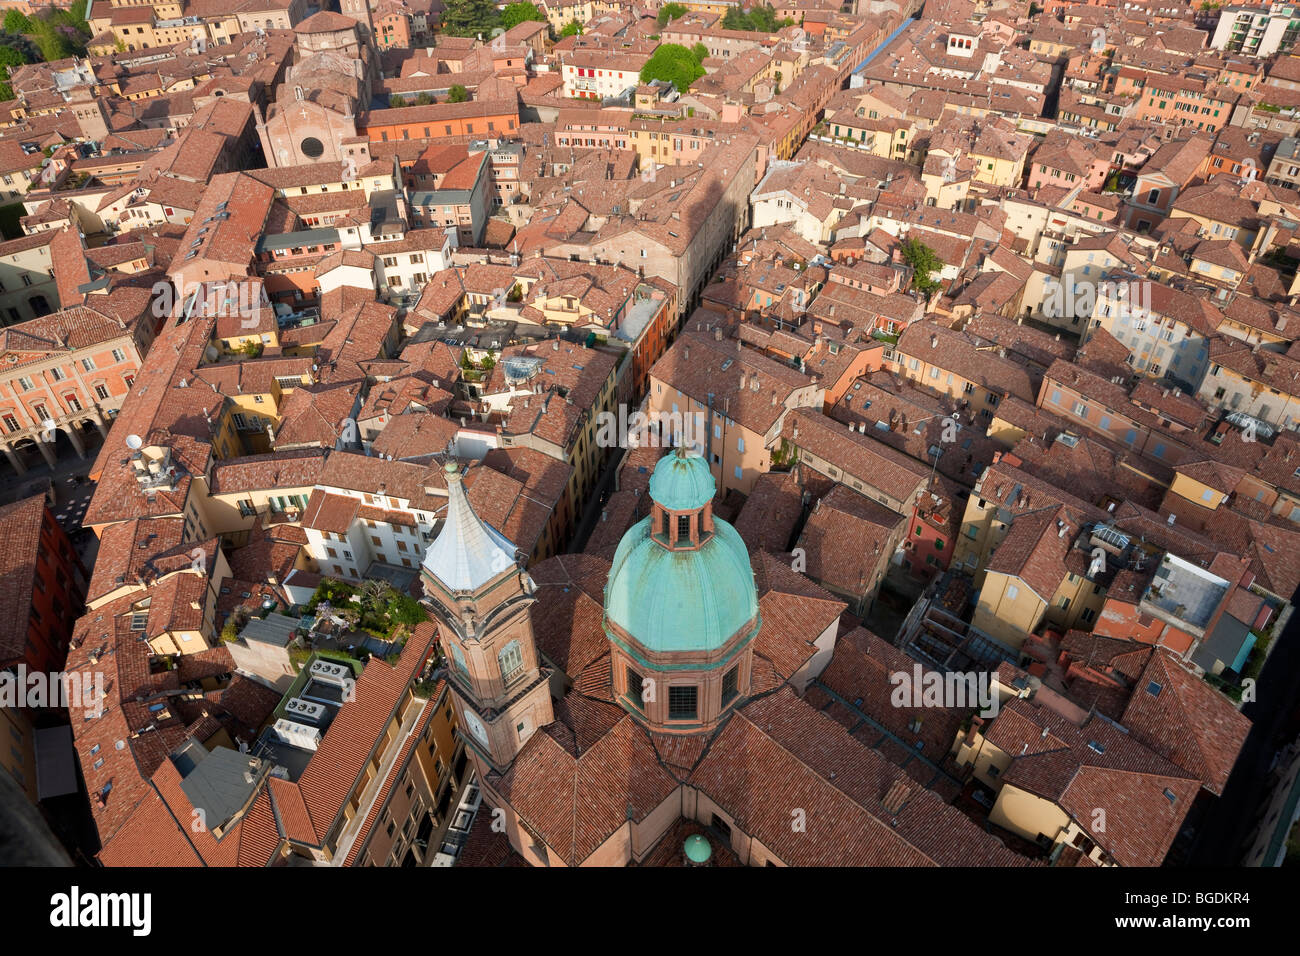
<box><xmin>420</xmin><ymin>461</ymin><xmax>553</xmax><ymax>775</ymax></box>
<box><xmin>339</xmin><ymin>0</ymin><xmax>375</xmax><ymax>45</ymax></box>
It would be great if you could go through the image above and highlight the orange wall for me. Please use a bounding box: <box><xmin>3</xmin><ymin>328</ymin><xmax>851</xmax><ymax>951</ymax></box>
<box><xmin>359</xmin><ymin>110</ymin><xmax>520</xmax><ymax>144</ymax></box>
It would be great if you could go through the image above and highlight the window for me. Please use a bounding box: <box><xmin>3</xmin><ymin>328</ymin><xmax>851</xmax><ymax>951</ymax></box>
<box><xmin>668</xmin><ymin>686</ymin><xmax>698</xmax><ymax>720</ymax></box>
<box><xmin>721</xmin><ymin>666</ymin><xmax>739</xmax><ymax>706</ymax></box>
<box><xmin>626</xmin><ymin>667</ymin><xmax>644</xmax><ymax>709</ymax></box>
<box><xmin>498</xmin><ymin>640</ymin><xmax>524</xmax><ymax>684</ymax></box>
<box><xmin>80</xmin><ymin>358</ymin><xmax>95</xmax><ymax>372</ymax></box>
<box><xmin>451</xmin><ymin>644</ymin><xmax>468</xmax><ymax>679</ymax></box>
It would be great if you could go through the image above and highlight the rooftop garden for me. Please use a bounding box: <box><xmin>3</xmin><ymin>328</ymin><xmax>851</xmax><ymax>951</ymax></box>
<box><xmin>306</xmin><ymin>577</ymin><xmax>427</xmax><ymax>641</ymax></box>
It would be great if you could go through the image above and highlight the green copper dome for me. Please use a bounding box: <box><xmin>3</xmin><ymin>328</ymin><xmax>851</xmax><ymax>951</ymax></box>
<box><xmin>648</xmin><ymin>450</ymin><xmax>715</xmax><ymax>511</ymax></box>
<box><xmin>604</xmin><ymin>515</ymin><xmax>758</xmax><ymax>654</ymax></box>
<box><xmin>605</xmin><ymin>453</ymin><xmax>758</xmax><ymax>656</ymax></box>
<box><xmin>684</xmin><ymin>834</ymin><xmax>712</xmax><ymax>864</ymax></box>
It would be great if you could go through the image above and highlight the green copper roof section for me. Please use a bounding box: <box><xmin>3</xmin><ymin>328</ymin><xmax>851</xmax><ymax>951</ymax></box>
<box><xmin>684</xmin><ymin>834</ymin><xmax>712</xmax><ymax>863</ymax></box>
<box><xmin>604</xmin><ymin>515</ymin><xmax>759</xmax><ymax>654</ymax></box>
<box><xmin>648</xmin><ymin>449</ymin><xmax>715</xmax><ymax>511</ymax></box>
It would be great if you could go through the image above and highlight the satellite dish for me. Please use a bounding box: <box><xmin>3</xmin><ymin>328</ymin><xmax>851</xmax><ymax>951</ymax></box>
<box><xmin>126</xmin><ymin>434</ymin><xmax>143</xmax><ymax>450</ymax></box>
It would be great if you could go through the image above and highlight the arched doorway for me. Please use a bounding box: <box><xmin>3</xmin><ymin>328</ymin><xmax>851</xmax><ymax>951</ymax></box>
<box><xmin>28</xmin><ymin>295</ymin><xmax>51</xmax><ymax>317</ymax></box>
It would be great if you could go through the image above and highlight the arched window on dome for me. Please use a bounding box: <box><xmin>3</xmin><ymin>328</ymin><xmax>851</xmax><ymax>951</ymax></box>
<box><xmin>498</xmin><ymin>640</ymin><xmax>524</xmax><ymax>685</ymax></box>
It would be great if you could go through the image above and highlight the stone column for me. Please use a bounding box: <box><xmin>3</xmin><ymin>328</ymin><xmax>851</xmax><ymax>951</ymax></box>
<box><xmin>35</xmin><ymin>438</ymin><xmax>56</xmax><ymax>469</ymax></box>
<box><xmin>65</xmin><ymin>425</ymin><xmax>86</xmax><ymax>459</ymax></box>
<box><xmin>2</xmin><ymin>444</ymin><xmax>26</xmax><ymax>476</ymax></box>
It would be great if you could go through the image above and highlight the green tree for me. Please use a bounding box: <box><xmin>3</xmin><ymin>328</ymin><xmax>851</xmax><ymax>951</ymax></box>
<box><xmin>3</xmin><ymin>10</ymin><xmax>32</xmax><ymax>34</ymax></box>
<box><xmin>901</xmin><ymin>238</ymin><xmax>943</xmax><ymax>295</ymax></box>
<box><xmin>692</xmin><ymin>41</ymin><xmax>708</xmax><ymax>63</ymax></box>
<box><xmin>639</xmin><ymin>43</ymin><xmax>705</xmax><ymax>92</ymax></box>
<box><xmin>500</xmin><ymin>1</ymin><xmax>544</xmax><ymax>29</ymax></box>
<box><xmin>559</xmin><ymin>19</ymin><xmax>581</xmax><ymax>37</ymax></box>
<box><xmin>447</xmin><ymin>83</ymin><xmax>469</xmax><ymax>103</ymax></box>
<box><xmin>415</xmin><ymin>91</ymin><xmax>434</xmax><ymax>105</ymax></box>
<box><xmin>20</xmin><ymin>7</ymin><xmax>89</xmax><ymax>63</ymax></box>
<box><xmin>440</xmin><ymin>0</ymin><xmax>501</xmax><ymax>38</ymax></box>
<box><xmin>657</xmin><ymin>2</ymin><xmax>687</xmax><ymax>25</ymax></box>
<box><xmin>390</xmin><ymin>93</ymin><xmax>407</xmax><ymax>108</ymax></box>
<box><xmin>0</xmin><ymin>46</ymin><xmax>26</xmax><ymax>70</ymax></box>
<box><xmin>722</xmin><ymin>4</ymin><xmax>790</xmax><ymax>30</ymax></box>
<box><xmin>0</xmin><ymin>81</ymin><xmax>11</xmax><ymax>102</ymax></box>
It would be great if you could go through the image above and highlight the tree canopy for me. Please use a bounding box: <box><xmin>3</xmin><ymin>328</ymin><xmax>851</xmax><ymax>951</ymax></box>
<box><xmin>639</xmin><ymin>43</ymin><xmax>705</xmax><ymax>93</ymax></box>
<box><xmin>447</xmin><ymin>84</ymin><xmax>469</xmax><ymax>103</ymax></box>
<box><xmin>440</xmin><ymin>0</ymin><xmax>500</xmax><ymax>38</ymax></box>
<box><xmin>657</xmin><ymin>2</ymin><xmax>687</xmax><ymax>25</ymax></box>
<box><xmin>0</xmin><ymin>45</ymin><xmax>26</xmax><ymax>70</ymax></box>
<box><xmin>14</xmin><ymin>7</ymin><xmax>91</xmax><ymax>62</ymax></box>
<box><xmin>901</xmin><ymin>238</ymin><xmax>944</xmax><ymax>295</ymax></box>
<box><xmin>501</xmin><ymin>2</ymin><xmax>544</xmax><ymax>29</ymax></box>
<box><xmin>3</xmin><ymin>10</ymin><xmax>32</xmax><ymax>34</ymax></box>
<box><xmin>721</xmin><ymin>4</ymin><xmax>794</xmax><ymax>31</ymax></box>
<box><xmin>559</xmin><ymin>20</ymin><xmax>582</xmax><ymax>37</ymax></box>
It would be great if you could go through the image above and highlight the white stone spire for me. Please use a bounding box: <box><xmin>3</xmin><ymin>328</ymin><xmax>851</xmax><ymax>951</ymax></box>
<box><xmin>420</xmin><ymin>461</ymin><xmax>518</xmax><ymax>593</ymax></box>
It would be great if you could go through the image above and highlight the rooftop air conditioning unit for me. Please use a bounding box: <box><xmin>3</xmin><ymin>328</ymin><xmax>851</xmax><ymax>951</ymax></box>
<box><xmin>274</xmin><ymin>718</ymin><xmax>322</xmax><ymax>751</ymax></box>
<box><xmin>284</xmin><ymin>698</ymin><xmax>326</xmax><ymax>723</ymax></box>
<box><xmin>309</xmin><ymin>660</ymin><xmax>350</xmax><ymax>686</ymax></box>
